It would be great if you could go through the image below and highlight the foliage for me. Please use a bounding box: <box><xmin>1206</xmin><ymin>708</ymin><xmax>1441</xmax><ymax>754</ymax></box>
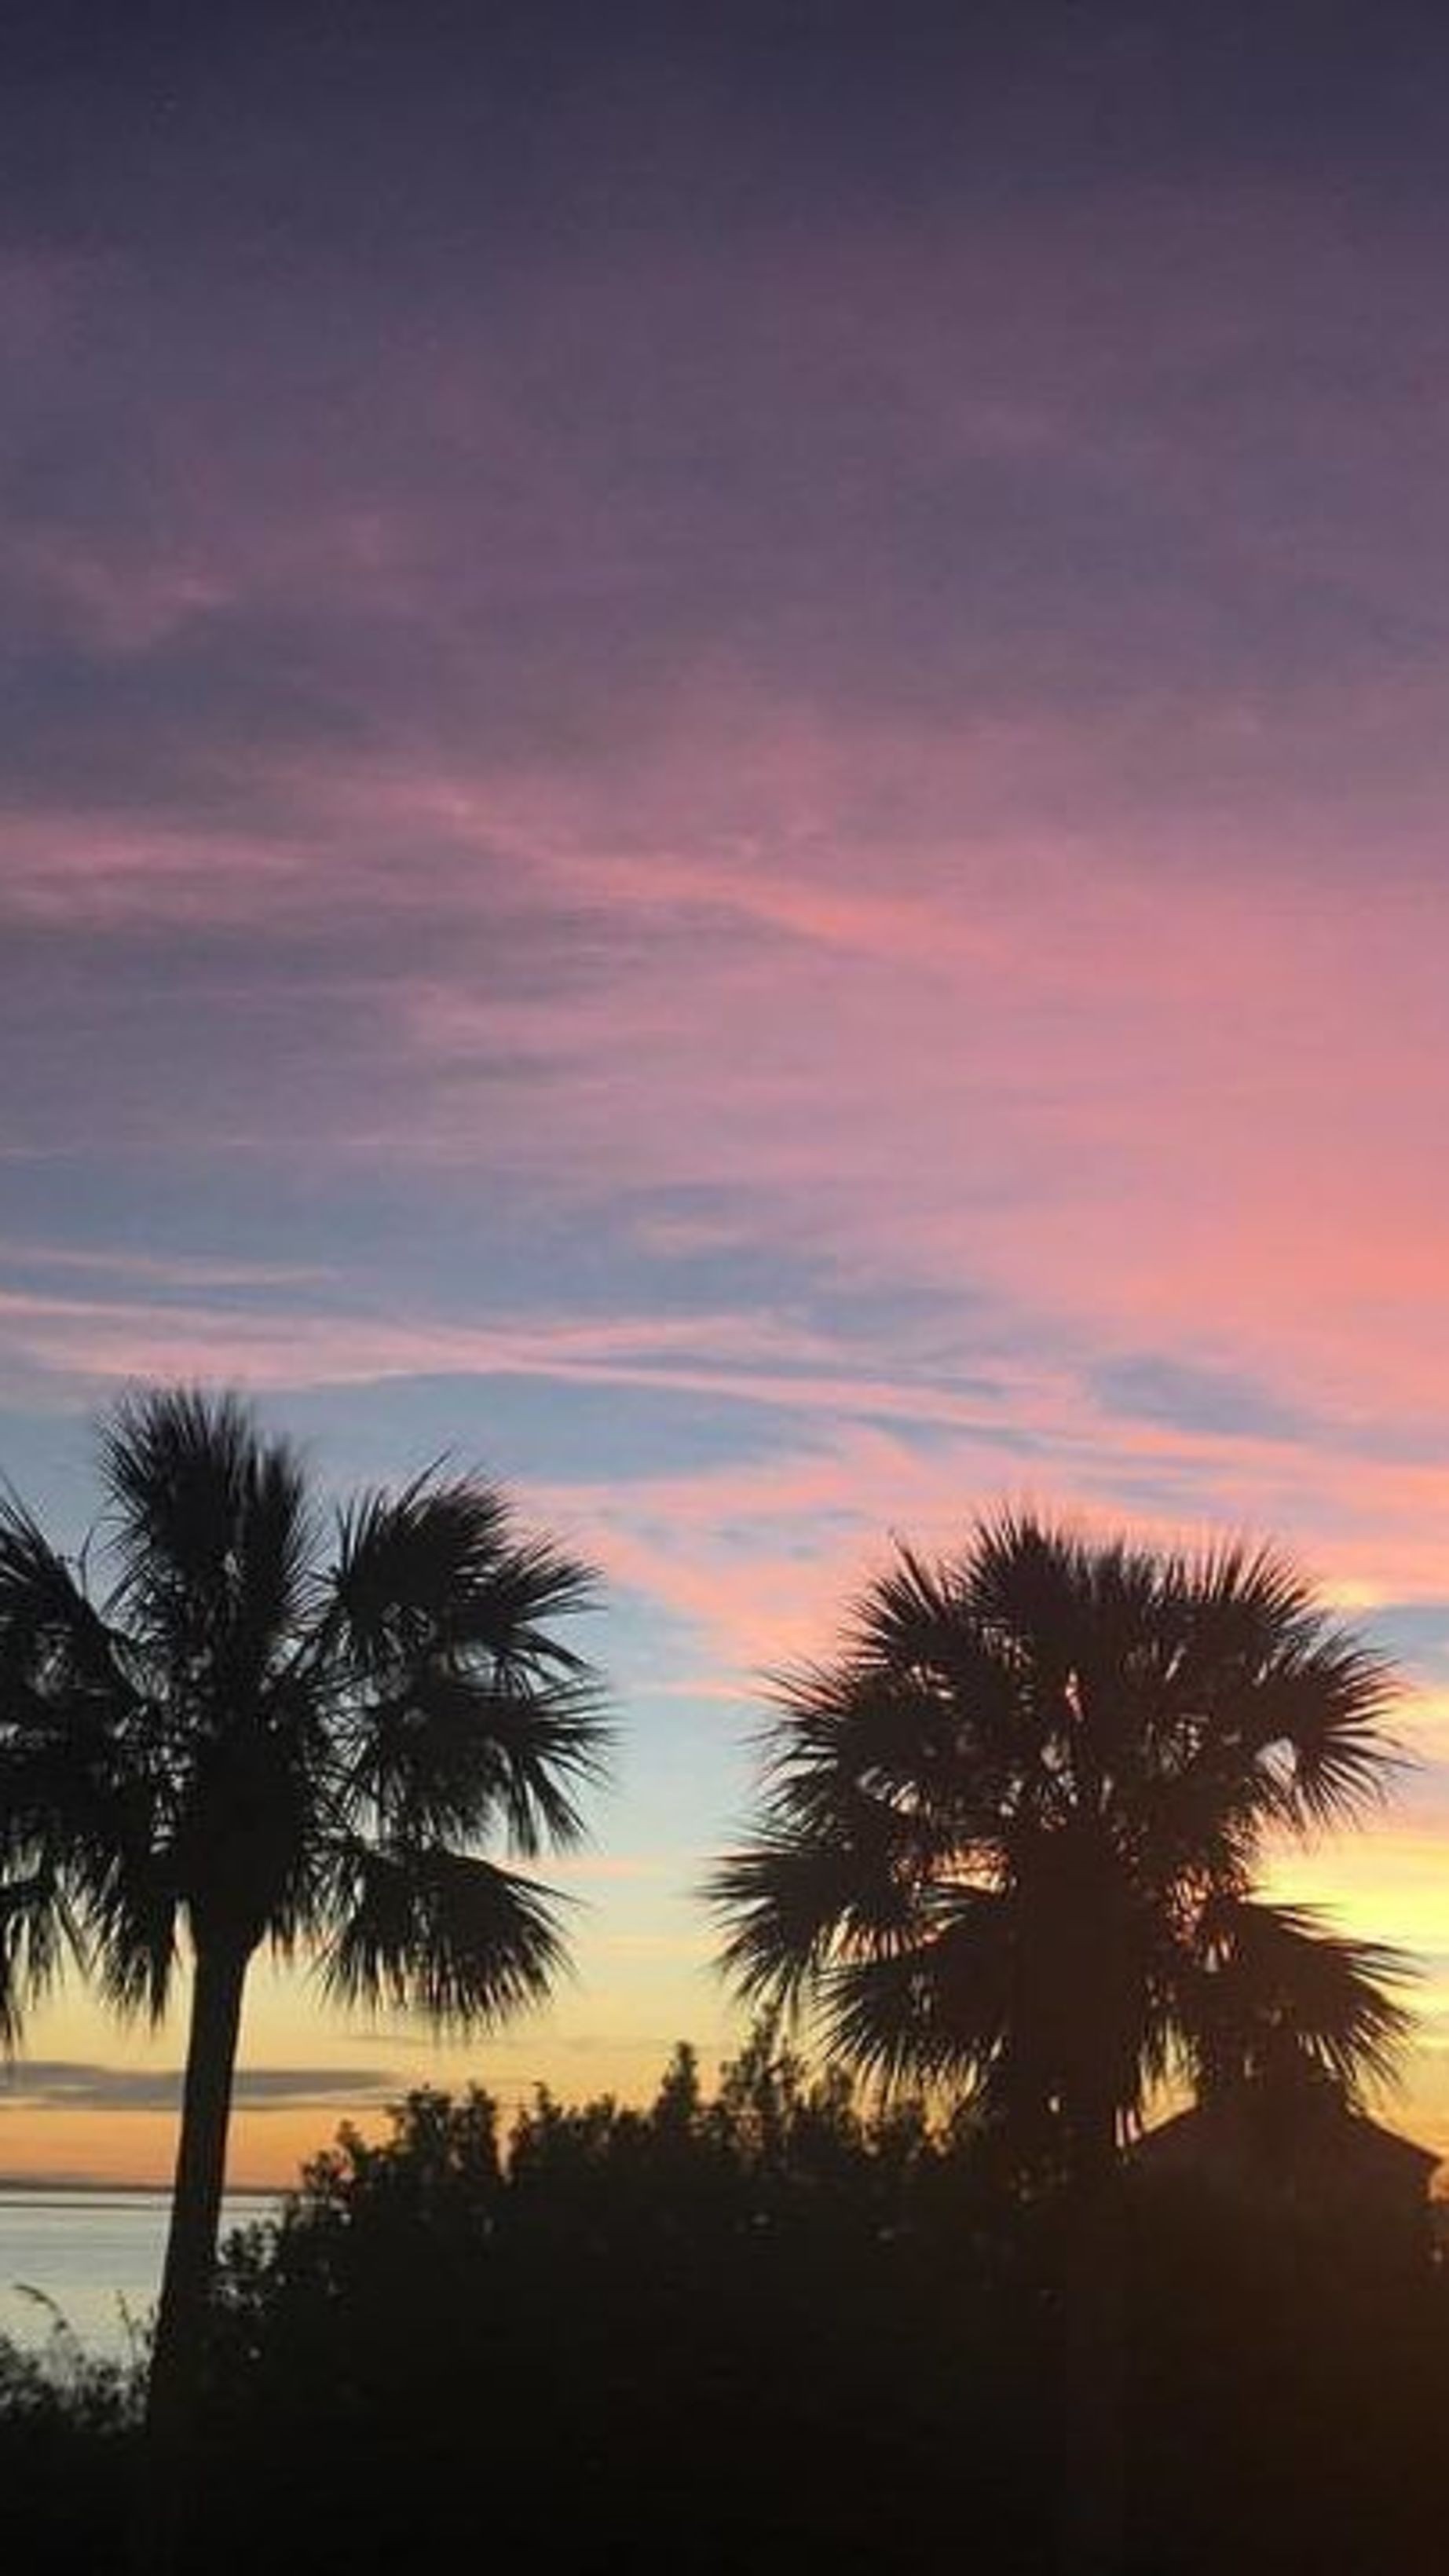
<box><xmin>200</xmin><ymin>2031</ymin><xmax>1047</xmax><ymax>2572</ymax></box>
<box><xmin>0</xmin><ymin>2312</ymin><xmax>142</xmax><ymax>2570</ymax></box>
<box><xmin>0</xmin><ymin>1387</ymin><xmax>609</xmax><ymax>2040</ymax></box>
<box><xmin>710</xmin><ymin>1515</ymin><xmax>1411</xmax><ymax>2174</ymax></box>
<box><xmin>0</xmin><ymin>1384</ymin><xmax>609</xmax><ymax>2453</ymax></box>
<box><xmin>0</xmin><ymin>2032</ymin><xmax>1444</xmax><ymax>2572</ymax></box>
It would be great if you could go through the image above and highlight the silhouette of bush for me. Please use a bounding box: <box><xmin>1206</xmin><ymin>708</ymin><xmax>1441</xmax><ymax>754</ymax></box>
<box><xmin>0</xmin><ymin>2321</ymin><xmax>141</xmax><ymax>2569</ymax></box>
<box><xmin>1122</xmin><ymin>2171</ymin><xmax>1447</xmax><ymax>2574</ymax></box>
<box><xmin>198</xmin><ymin>2031</ymin><xmax>1054</xmax><ymax>2572</ymax></box>
<box><xmin>2</xmin><ymin>2038</ymin><xmax>1444</xmax><ymax>2573</ymax></box>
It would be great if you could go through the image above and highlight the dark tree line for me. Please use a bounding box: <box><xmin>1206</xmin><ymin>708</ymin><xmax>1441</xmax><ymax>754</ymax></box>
<box><xmin>5</xmin><ymin>2030</ymin><xmax>1443</xmax><ymax>2575</ymax></box>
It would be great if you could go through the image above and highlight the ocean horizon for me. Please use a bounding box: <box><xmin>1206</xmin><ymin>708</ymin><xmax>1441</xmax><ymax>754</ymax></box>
<box><xmin>0</xmin><ymin>2189</ymin><xmax>280</xmax><ymax>2358</ymax></box>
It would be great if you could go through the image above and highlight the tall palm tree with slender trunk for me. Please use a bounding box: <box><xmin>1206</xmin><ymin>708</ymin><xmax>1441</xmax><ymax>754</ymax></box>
<box><xmin>710</xmin><ymin>1513</ymin><xmax>1410</xmax><ymax>2573</ymax></box>
<box><xmin>0</xmin><ymin>1389</ymin><xmax>609</xmax><ymax>2472</ymax></box>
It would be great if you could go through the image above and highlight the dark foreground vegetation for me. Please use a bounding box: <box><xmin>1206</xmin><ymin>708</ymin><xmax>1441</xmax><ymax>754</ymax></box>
<box><xmin>2</xmin><ymin>2034</ymin><xmax>1444</xmax><ymax>2576</ymax></box>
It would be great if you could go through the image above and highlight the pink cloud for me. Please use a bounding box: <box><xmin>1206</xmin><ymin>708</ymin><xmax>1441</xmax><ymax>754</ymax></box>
<box><xmin>0</xmin><ymin>1282</ymin><xmax>852</xmax><ymax>1393</ymax></box>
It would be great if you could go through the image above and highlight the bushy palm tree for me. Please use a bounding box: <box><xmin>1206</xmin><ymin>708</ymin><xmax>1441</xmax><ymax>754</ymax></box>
<box><xmin>712</xmin><ymin>1513</ymin><xmax>1410</xmax><ymax>2183</ymax></box>
<box><xmin>0</xmin><ymin>1389</ymin><xmax>609</xmax><ymax>2438</ymax></box>
<box><xmin>713</xmin><ymin>1516</ymin><xmax>1414</xmax><ymax>2571</ymax></box>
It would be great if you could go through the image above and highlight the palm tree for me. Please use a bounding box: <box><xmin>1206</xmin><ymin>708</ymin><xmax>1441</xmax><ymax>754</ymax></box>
<box><xmin>709</xmin><ymin>1514</ymin><xmax>1411</xmax><ymax>2572</ymax></box>
<box><xmin>711</xmin><ymin>1513</ymin><xmax>1408</xmax><ymax>2169</ymax></box>
<box><xmin>0</xmin><ymin>1389</ymin><xmax>609</xmax><ymax>2450</ymax></box>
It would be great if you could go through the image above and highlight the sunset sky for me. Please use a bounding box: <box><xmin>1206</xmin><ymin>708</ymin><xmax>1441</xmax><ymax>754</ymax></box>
<box><xmin>5</xmin><ymin>3</ymin><xmax>1449</xmax><ymax>2185</ymax></box>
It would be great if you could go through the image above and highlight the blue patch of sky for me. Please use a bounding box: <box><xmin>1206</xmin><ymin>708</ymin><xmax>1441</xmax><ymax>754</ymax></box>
<box><xmin>275</xmin><ymin>1374</ymin><xmax>825</xmax><ymax>1494</ymax></box>
<box><xmin>1092</xmin><ymin>1355</ymin><xmax>1449</xmax><ymax>1477</ymax></box>
<box><xmin>1090</xmin><ymin>1352</ymin><xmax>1313</xmax><ymax>1444</ymax></box>
<box><xmin>0</xmin><ymin>1406</ymin><xmax>112</xmax><ymax>1556</ymax></box>
<box><xmin>855</xmin><ymin>1409</ymin><xmax>1049</xmax><ymax>1461</ymax></box>
<box><xmin>1363</xmin><ymin>1604</ymin><xmax>1449</xmax><ymax>1674</ymax></box>
<box><xmin>0</xmin><ymin>1154</ymin><xmax>1015</xmax><ymax>1415</ymax></box>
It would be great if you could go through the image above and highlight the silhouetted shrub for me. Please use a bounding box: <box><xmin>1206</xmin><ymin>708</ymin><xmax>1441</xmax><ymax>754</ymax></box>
<box><xmin>0</xmin><ymin>2316</ymin><xmax>141</xmax><ymax>2569</ymax></box>
<box><xmin>3</xmin><ymin>2038</ymin><xmax>1444</xmax><ymax>2574</ymax></box>
<box><xmin>199</xmin><ymin>2030</ymin><xmax>1053</xmax><ymax>2572</ymax></box>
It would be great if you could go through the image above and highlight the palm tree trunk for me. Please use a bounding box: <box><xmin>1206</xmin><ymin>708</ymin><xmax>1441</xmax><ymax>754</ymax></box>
<box><xmin>1059</xmin><ymin>2102</ymin><xmax>1128</xmax><ymax>2575</ymax></box>
<box><xmin>139</xmin><ymin>1934</ymin><xmax>251</xmax><ymax>2569</ymax></box>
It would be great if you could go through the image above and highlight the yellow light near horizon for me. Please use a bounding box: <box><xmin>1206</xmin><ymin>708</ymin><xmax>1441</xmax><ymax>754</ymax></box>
<box><xmin>1319</xmin><ymin>1579</ymin><xmax>1392</xmax><ymax>1612</ymax></box>
<box><xmin>1262</xmin><ymin>1828</ymin><xmax>1449</xmax><ymax>1956</ymax></box>
<box><xmin>0</xmin><ymin>2107</ymin><xmax>357</xmax><ymax>2195</ymax></box>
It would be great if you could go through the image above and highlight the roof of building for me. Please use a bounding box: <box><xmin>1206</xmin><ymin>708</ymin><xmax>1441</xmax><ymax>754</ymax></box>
<box><xmin>1135</xmin><ymin>2092</ymin><xmax>1440</xmax><ymax>2187</ymax></box>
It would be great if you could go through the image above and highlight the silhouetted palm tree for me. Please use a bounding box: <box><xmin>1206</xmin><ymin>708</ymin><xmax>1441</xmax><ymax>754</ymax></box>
<box><xmin>712</xmin><ymin>1513</ymin><xmax>1408</xmax><ymax>2174</ymax></box>
<box><xmin>0</xmin><ymin>1389</ymin><xmax>609</xmax><ymax>2443</ymax></box>
<box><xmin>711</xmin><ymin>1514</ymin><xmax>1411</xmax><ymax>2571</ymax></box>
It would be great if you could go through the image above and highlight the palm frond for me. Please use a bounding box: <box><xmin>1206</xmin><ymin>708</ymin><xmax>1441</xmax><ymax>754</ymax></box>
<box><xmin>318</xmin><ymin>1842</ymin><xmax>568</xmax><ymax>2032</ymax></box>
<box><xmin>450</xmin><ymin>1527</ymin><xmax>602</xmax><ymax>1674</ymax></box>
<box><xmin>85</xmin><ymin>1839</ymin><xmax>181</xmax><ymax>2028</ymax></box>
<box><xmin>1245</xmin><ymin>1642</ymin><xmax>1403</xmax><ymax>1826</ymax></box>
<box><xmin>0</xmin><ymin>1498</ymin><xmax>134</xmax><ymax>1718</ymax></box>
<box><xmin>101</xmin><ymin>1385</ymin><xmax>254</xmax><ymax>1616</ymax></box>
<box><xmin>327</xmin><ymin>1469</ymin><xmax>607</xmax><ymax>1858</ymax></box>
<box><xmin>99</xmin><ymin>1386</ymin><xmax>312</xmax><ymax>1685</ymax></box>
<box><xmin>331</xmin><ymin>1475</ymin><xmax>595</xmax><ymax>1657</ymax></box>
<box><xmin>1187</xmin><ymin>1893</ymin><xmax>1413</xmax><ymax>2097</ymax></box>
<box><xmin>0</xmin><ymin>1862</ymin><xmax>71</xmax><ymax>2050</ymax></box>
<box><xmin>962</xmin><ymin>1510</ymin><xmax>1094</xmax><ymax>1665</ymax></box>
<box><xmin>343</xmin><ymin>1666</ymin><xmax>607</xmax><ymax>1855</ymax></box>
<box><xmin>1182</xmin><ymin>1538</ymin><xmax>1319</xmax><ymax>1634</ymax></box>
<box><xmin>0</xmin><ymin>1505</ymin><xmax>148</xmax><ymax>1967</ymax></box>
<box><xmin>709</xmin><ymin>1814</ymin><xmax>928</xmax><ymax>2014</ymax></box>
<box><xmin>823</xmin><ymin>1884</ymin><xmax>1014</xmax><ymax>2095</ymax></box>
<box><xmin>851</xmin><ymin>1543</ymin><xmax>968</xmax><ymax>1670</ymax></box>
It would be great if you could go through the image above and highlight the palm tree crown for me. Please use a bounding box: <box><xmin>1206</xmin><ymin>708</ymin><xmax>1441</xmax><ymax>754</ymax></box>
<box><xmin>712</xmin><ymin>1513</ymin><xmax>1410</xmax><ymax>2175</ymax></box>
<box><xmin>0</xmin><ymin>1388</ymin><xmax>609</xmax><ymax>2424</ymax></box>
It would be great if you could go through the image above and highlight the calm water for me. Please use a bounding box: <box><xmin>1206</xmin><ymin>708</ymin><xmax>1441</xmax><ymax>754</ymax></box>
<box><xmin>0</xmin><ymin>2191</ymin><xmax>278</xmax><ymax>2357</ymax></box>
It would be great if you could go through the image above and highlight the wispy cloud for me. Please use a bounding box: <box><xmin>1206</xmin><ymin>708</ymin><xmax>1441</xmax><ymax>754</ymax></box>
<box><xmin>0</xmin><ymin>2064</ymin><xmax>403</xmax><ymax>2114</ymax></box>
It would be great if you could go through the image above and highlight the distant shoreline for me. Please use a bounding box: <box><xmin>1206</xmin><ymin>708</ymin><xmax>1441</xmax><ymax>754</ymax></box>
<box><xmin>0</xmin><ymin>2178</ymin><xmax>279</xmax><ymax>2198</ymax></box>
